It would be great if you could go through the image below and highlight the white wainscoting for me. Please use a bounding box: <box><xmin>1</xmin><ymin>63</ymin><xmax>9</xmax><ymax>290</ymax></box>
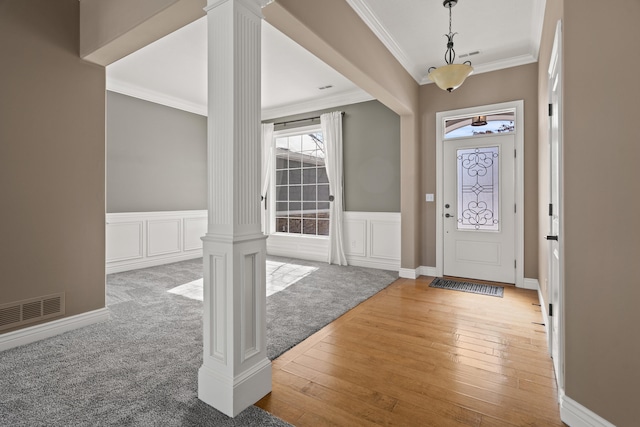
<box><xmin>106</xmin><ymin>210</ymin><xmax>207</xmax><ymax>274</ymax></box>
<box><xmin>344</xmin><ymin>212</ymin><xmax>401</xmax><ymax>270</ymax></box>
<box><xmin>266</xmin><ymin>233</ymin><xmax>329</xmax><ymax>263</ymax></box>
<box><xmin>107</xmin><ymin>210</ymin><xmax>401</xmax><ymax>273</ymax></box>
<box><xmin>267</xmin><ymin>212</ymin><xmax>401</xmax><ymax>271</ymax></box>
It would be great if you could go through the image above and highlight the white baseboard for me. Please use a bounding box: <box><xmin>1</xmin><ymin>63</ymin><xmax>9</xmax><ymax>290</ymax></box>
<box><xmin>521</xmin><ymin>277</ymin><xmax>539</xmax><ymax>290</ymax></box>
<box><xmin>107</xmin><ymin>252</ymin><xmax>202</xmax><ymax>274</ymax></box>
<box><xmin>418</xmin><ymin>266</ymin><xmax>437</xmax><ymax>277</ymax></box>
<box><xmin>561</xmin><ymin>395</ymin><xmax>616</xmax><ymax>427</ymax></box>
<box><xmin>0</xmin><ymin>308</ymin><xmax>110</xmax><ymax>352</ymax></box>
<box><xmin>399</xmin><ymin>266</ymin><xmax>437</xmax><ymax>279</ymax></box>
<box><xmin>346</xmin><ymin>257</ymin><xmax>399</xmax><ymax>272</ymax></box>
<box><xmin>398</xmin><ymin>268</ymin><xmax>418</xmax><ymax>279</ymax></box>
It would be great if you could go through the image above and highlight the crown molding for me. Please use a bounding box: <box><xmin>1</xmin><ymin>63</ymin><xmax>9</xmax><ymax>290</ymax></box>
<box><xmin>346</xmin><ymin>0</ymin><xmax>422</xmax><ymax>84</ymax></box>
<box><xmin>530</xmin><ymin>0</ymin><xmax>547</xmax><ymax>60</ymax></box>
<box><xmin>261</xmin><ymin>89</ymin><xmax>374</xmax><ymax>121</ymax></box>
<box><xmin>108</xmin><ymin>77</ymin><xmax>373</xmax><ymax>119</ymax></box>
<box><xmin>107</xmin><ymin>77</ymin><xmax>207</xmax><ymax>116</ymax></box>
<box><xmin>419</xmin><ymin>53</ymin><xmax>538</xmax><ymax>85</ymax></box>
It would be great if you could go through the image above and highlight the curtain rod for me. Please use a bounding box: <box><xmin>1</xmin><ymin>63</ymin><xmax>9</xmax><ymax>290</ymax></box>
<box><xmin>272</xmin><ymin>111</ymin><xmax>344</xmax><ymax>127</ymax></box>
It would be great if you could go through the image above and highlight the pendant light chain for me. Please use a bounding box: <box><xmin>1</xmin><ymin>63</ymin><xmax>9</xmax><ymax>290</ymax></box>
<box><xmin>445</xmin><ymin>4</ymin><xmax>456</xmax><ymax>65</ymax></box>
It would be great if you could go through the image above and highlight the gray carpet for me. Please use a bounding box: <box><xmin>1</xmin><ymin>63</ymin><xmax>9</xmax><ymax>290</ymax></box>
<box><xmin>266</xmin><ymin>256</ymin><xmax>397</xmax><ymax>359</ymax></box>
<box><xmin>429</xmin><ymin>277</ymin><xmax>504</xmax><ymax>297</ymax></box>
<box><xmin>0</xmin><ymin>257</ymin><xmax>397</xmax><ymax>426</ymax></box>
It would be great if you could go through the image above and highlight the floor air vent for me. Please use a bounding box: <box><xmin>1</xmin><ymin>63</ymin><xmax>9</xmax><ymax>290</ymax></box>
<box><xmin>0</xmin><ymin>293</ymin><xmax>65</xmax><ymax>331</ymax></box>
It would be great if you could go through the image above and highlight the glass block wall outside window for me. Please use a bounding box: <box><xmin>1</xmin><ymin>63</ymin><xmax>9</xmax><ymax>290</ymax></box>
<box><xmin>274</xmin><ymin>131</ymin><xmax>330</xmax><ymax>236</ymax></box>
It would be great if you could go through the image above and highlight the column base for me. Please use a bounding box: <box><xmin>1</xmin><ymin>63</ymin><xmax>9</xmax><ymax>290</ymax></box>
<box><xmin>198</xmin><ymin>357</ymin><xmax>272</xmax><ymax>417</ymax></box>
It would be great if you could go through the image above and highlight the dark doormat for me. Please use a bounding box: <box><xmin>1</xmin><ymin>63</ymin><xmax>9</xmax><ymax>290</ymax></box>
<box><xmin>429</xmin><ymin>277</ymin><xmax>504</xmax><ymax>297</ymax></box>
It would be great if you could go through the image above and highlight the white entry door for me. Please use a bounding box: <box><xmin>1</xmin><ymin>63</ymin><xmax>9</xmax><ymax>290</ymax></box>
<box><xmin>547</xmin><ymin>20</ymin><xmax>563</xmax><ymax>391</ymax></box>
<box><xmin>443</xmin><ymin>135</ymin><xmax>515</xmax><ymax>283</ymax></box>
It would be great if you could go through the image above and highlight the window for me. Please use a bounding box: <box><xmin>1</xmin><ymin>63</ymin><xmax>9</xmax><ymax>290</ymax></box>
<box><xmin>444</xmin><ymin>111</ymin><xmax>515</xmax><ymax>139</ymax></box>
<box><xmin>272</xmin><ymin>126</ymin><xmax>330</xmax><ymax>236</ymax></box>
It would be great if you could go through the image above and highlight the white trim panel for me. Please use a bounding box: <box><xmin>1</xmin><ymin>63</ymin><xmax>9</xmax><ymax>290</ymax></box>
<box><xmin>105</xmin><ymin>221</ymin><xmax>143</xmax><ymax>262</ymax></box>
<box><xmin>266</xmin><ymin>233</ymin><xmax>329</xmax><ymax>263</ymax></box>
<box><xmin>147</xmin><ymin>219</ymin><xmax>182</xmax><ymax>257</ymax></box>
<box><xmin>0</xmin><ymin>308</ymin><xmax>110</xmax><ymax>352</ymax></box>
<box><xmin>106</xmin><ymin>210</ymin><xmax>207</xmax><ymax>274</ymax></box>
<box><xmin>267</xmin><ymin>212</ymin><xmax>401</xmax><ymax>271</ymax></box>
<box><xmin>344</xmin><ymin>212</ymin><xmax>400</xmax><ymax>271</ymax></box>
<box><xmin>561</xmin><ymin>395</ymin><xmax>616</xmax><ymax>427</ymax></box>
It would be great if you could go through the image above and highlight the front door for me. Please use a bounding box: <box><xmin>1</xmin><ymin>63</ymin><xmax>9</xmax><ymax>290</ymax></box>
<box><xmin>443</xmin><ymin>135</ymin><xmax>515</xmax><ymax>283</ymax></box>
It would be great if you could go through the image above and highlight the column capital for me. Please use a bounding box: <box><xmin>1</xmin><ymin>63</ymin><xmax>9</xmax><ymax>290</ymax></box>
<box><xmin>205</xmin><ymin>0</ymin><xmax>271</xmax><ymax>15</ymax></box>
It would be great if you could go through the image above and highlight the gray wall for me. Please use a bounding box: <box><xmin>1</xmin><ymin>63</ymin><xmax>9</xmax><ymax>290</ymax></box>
<box><xmin>0</xmin><ymin>0</ymin><xmax>106</xmax><ymax>329</ymax></box>
<box><xmin>107</xmin><ymin>91</ymin><xmax>207</xmax><ymax>213</ymax></box>
<box><xmin>266</xmin><ymin>100</ymin><xmax>401</xmax><ymax>212</ymax></box>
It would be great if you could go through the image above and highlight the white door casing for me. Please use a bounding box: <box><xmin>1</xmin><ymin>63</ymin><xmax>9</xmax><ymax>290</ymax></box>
<box><xmin>548</xmin><ymin>19</ymin><xmax>564</xmax><ymax>394</ymax></box>
<box><xmin>443</xmin><ymin>135</ymin><xmax>516</xmax><ymax>283</ymax></box>
<box><xmin>436</xmin><ymin>101</ymin><xmax>524</xmax><ymax>287</ymax></box>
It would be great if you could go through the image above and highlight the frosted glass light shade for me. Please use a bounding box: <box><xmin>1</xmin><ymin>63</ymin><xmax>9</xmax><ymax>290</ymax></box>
<box><xmin>428</xmin><ymin>63</ymin><xmax>474</xmax><ymax>92</ymax></box>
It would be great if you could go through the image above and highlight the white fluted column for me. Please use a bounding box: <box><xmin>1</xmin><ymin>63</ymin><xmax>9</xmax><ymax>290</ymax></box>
<box><xmin>198</xmin><ymin>0</ymin><xmax>270</xmax><ymax>417</ymax></box>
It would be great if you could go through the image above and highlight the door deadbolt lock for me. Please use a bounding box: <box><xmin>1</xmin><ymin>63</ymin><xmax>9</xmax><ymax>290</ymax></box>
<box><xmin>445</xmin><ymin>204</ymin><xmax>450</xmax><ymax>209</ymax></box>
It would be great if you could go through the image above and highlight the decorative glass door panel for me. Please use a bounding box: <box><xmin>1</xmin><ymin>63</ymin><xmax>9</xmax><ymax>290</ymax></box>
<box><xmin>456</xmin><ymin>147</ymin><xmax>499</xmax><ymax>231</ymax></box>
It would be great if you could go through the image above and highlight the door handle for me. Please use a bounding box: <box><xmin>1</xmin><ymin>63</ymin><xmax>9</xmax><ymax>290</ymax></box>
<box><xmin>545</xmin><ymin>235</ymin><xmax>558</xmax><ymax>241</ymax></box>
<box><xmin>445</xmin><ymin>213</ymin><xmax>453</xmax><ymax>218</ymax></box>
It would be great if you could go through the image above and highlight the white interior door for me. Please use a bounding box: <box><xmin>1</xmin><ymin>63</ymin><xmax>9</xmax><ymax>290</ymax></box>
<box><xmin>443</xmin><ymin>135</ymin><xmax>515</xmax><ymax>283</ymax></box>
<box><xmin>548</xmin><ymin>20</ymin><xmax>563</xmax><ymax>391</ymax></box>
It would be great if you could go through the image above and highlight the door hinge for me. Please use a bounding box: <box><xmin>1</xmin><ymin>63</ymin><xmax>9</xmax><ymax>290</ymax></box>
<box><xmin>514</xmin><ymin>260</ymin><xmax>517</xmax><ymax>269</ymax></box>
<box><xmin>549</xmin><ymin>303</ymin><xmax>553</xmax><ymax>317</ymax></box>
<box><xmin>549</xmin><ymin>203</ymin><xmax>553</xmax><ymax>216</ymax></box>
<box><xmin>548</xmin><ymin>103</ymin><xmax>553</xmax><ymax>117</ymax></box>
<box><xmin>514</xmin><ymin>204</ymin><xmax>517</xmax><ymax>214</ymax></box>
<box><xmin>514</xmin><ymin>149</ymin><xmax>517</xmax><ymax>158</ymax></box>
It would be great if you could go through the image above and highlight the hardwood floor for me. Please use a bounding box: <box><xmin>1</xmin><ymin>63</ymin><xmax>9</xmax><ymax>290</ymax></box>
<box><xmin>256</xmin><ymin>276</ymin><xmax>564</xmax><ymax>426</ymax></box>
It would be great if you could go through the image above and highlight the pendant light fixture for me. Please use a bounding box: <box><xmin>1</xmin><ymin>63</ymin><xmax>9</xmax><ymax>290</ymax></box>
<box><xmin>471</xmin><ymin>115</ymin><xmax>487</xmax><ymax>126</ymax></box>
<box><xmin>428</xmin><ymin>0</ymin><xmax>473</xmax><ymax>92</ymax></box>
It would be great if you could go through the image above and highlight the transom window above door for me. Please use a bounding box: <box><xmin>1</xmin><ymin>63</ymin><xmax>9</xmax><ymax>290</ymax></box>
<box><xmin>272</xmin><ymin>127</ymin><xmax>330</xmax><ymax>236</ymax></box>
<box><xmin>444</xmin><ymin>111</ymin><xmax>515</xmax><ymax>139</ymax></box>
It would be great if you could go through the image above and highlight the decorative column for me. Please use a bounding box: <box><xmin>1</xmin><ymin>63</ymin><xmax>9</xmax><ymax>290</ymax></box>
<box><xmin>198</xmin><ymin>0</ymin><xmax>271</xmax><ymax>417</ymax></box>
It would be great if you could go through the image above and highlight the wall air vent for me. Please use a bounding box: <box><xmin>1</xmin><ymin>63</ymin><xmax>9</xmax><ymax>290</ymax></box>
<box><xmin>459</xmin><ymin>50</ymin><xmax>481</xmax><ymax>58</ymax></box>
<box><xmin>0</xmin><ymin>293</ymin><xmax>65</xmax><ymax>332</ymax></box>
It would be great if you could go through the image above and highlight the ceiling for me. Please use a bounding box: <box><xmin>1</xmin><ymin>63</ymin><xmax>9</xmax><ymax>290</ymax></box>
<box><xmin>106</xmin><ymin>1</ymin><xmax>545</xmax><ymax>118</ymax></box>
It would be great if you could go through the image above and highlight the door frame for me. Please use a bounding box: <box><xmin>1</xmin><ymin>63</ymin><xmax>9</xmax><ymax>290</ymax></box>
<box><xmin>435</xmin><ymin>100</ymin><xmax>525</xmax><ymax>287</ymax></box>
<box><xmin>548</xmin><ymin>19</ymin><xmax>565</xmax><ymax>395</ymax></box>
